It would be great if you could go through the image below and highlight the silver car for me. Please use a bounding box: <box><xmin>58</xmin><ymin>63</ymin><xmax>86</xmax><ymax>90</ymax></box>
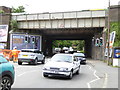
<box><xmin>18</xmin><ymin>49</ymin><xmax>45</xmax><ymax>65</ymax></box>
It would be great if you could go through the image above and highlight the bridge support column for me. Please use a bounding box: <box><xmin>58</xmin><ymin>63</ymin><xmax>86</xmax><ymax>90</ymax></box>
<box><xmin>85</xmin><ymin>39</ymin><xmax>92</xmax><ymax>58</ymax></box>
<box><xmin>42</xmin><ymin>36</ymin><xmax>53</xmax><ymax>57</ymax></box>
<box><xmin>91</xmin><ymin>32</ymin><xmax>105</xmax><ymax>60</ymax></box>
<box><xmin>46</xmin><ymin>39</ymin><xmax>53</xmax><ymax>57</ymax></box>
<box><xmin>41</xmin><ymin>36</ymin><xmax>46</xmax><ymax>55</ymax></box>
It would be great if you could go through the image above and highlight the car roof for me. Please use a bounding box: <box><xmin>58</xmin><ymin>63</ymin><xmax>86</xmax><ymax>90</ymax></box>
<box><xmin>21</xmin><ymin>49</ymin><xmax>40</xmax><ymax>51</ymax></box>
<box><xmin>73</xmin><ymin>53</ymin><xmax>85</xmax><ymax>56</ymax></box>
<box><xmin>54</xmin><ymin>53</ymin><xmax>73</xmax><ymax>56</ymax></box>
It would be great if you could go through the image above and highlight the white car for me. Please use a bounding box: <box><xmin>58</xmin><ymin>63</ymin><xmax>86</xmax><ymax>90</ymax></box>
<box><xmin>18</xmin><ymin>49</ymin><xmax>45</xmax><ymax>65</ymax></box>
<box><xmin>42</xmin><ymin>53</ymin><xmax>80</xmax><ymax>79</ymax></box>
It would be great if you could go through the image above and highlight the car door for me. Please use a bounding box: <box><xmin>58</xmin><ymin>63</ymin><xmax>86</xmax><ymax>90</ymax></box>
<box><xmin>38</xmin><ymin>51</ymin><xmax>43</xmax><ymax>61</ymax></box>
<box><xmin>73</xmin><ymin>57</ymin><xmax>80</xmax><ymax>73</ymax></box>
<box><xmin>34</xmin><ymin>50</ymin><xmax>40</xmax><ymax>60</ymax></box>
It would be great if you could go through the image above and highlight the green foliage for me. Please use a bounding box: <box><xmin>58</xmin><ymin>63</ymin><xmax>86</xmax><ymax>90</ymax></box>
<box><xmin>12</xmin><ymin>6</ymin><xmax>25</xmax><ymax>13</ymax></box>
<box><xmin>110</xmin><ymin>22</ymin><xmax>120</xmax><ymax>47</ymax></box>
<box><xmin>52</xmin><ymin>40</ymin><xmax>85</xmax><ymax>51</ymax></box>
<box><xmin>10</xmin><ymin>20</ymin><xmax>18</xmax><ymax>31</ymax></box>
<box><xmin>80</xmin><ymin>50</ymin><xmax>84</xmax><ymax>53</ymax></box>
<box><xmin>0</xmin><ymin>10</ymin><xmax>4</xmax><ymax>13</ymax></box>
<box><xmin>77</xmin><ymin>40</ymin><xmax>84</xmax><ymax>50</ymax></box>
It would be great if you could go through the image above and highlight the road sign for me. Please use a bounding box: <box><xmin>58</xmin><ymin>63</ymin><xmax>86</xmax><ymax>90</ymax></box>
<box><xmin>114</xmin><ymin>49</ymin><xmax>120</xmax><ymax>58</ymax></box>
<box><xmin>104</xmin><ymin>31</ymin><xmax>116</xmax><ymax>57</ymax></box>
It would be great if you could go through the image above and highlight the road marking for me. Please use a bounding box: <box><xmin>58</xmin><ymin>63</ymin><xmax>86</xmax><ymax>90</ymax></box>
<box><xmin>17</xmin><ymin>70</ymin><xmax>38</xmax><ymax>77</ymax></box>
<box><xmin>102</xmin><ymin>73</ymin><xmax>108</xmax><ymax>88</ymax></box>
<box><xmin>87</xmin><ymin>65</ymin><xmax>91</xmax><ymax>69</ymax></box>
<box><xmin>87</xmin><ymin>65</ymin><xmax>100</xmax><ymax>88</ymax></box>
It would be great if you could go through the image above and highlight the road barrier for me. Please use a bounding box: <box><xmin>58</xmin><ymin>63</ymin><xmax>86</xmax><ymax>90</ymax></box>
<box><xmin>0</xmin><ymin>49</ymin><xmax>20</xmax><ymax>61</ymax></box>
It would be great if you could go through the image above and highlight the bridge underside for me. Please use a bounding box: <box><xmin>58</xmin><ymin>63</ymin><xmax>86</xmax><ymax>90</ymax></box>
<box><xmin>20</xmin><ymin>27</ymin><xmax>103</xmax><ymax>39</ymax></box>
<box><xmin>41</xmin><ymin>27</ymin><xmax>103</xmax><ymax>40</ymax></box>
<box><xmin>20</xmin><ymin>27</ymin><xmax>103</xmax><ymax>58</ymax></box>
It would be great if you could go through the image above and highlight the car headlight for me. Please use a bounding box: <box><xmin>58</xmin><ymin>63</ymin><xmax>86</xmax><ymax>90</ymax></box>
<box><xmin>60</xmin><ymin>68</ymin><xmax>68</xmax><ymax>71</ymax></box>
<box><xmin>43</xmin><ymin>66</ymin><xmax>50</xmax><ymax>70</ymax></box>
<box><xmin>82</xmin><ymin>58</ymin><xmax>86</xmax><ymax>60</ymax></box>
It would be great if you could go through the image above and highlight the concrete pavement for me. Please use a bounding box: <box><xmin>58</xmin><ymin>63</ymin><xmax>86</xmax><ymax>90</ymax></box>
<box><xmin>87</xmin><ymin>59</ymin><xmax>119</xmax><ymax>89</ymax></box>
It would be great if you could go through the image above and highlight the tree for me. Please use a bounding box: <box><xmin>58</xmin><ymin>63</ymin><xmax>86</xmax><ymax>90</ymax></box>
<box><xmin>110</xmin><ymin>22</ymin><xmax>120</xmax><ymax>47</ymax></box>
<box><xmin>10</xmin><ymin>20</ymin><xmax>18</xmax><ymax>32</ymax></box>
<box><xmin>12</xmin><ymin>6</ymin><xmax>25</xmax><ymax>13</ymax></box>
<box><xmin>52</xmin><ymin>40</ymin><xmax>85</xmax><ymax>51</ymax></box>
<box><xmin>0</xmin><ymin>10</ymin><xmax>4</xmax><ymax>14</ymax></box>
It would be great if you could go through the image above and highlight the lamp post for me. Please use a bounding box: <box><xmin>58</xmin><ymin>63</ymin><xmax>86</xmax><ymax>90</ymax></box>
<box><xmin>107</xmin><ymin>0</ymin><xmax>110</xmax><ymax>65</ymax></box>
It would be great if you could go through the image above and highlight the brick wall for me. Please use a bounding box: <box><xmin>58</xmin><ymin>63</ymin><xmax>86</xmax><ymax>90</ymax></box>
<box><xmin>0</xmin><ymin>6</ymin><xmax>11</xmax><ymax>25</ymax></box>
<box><xmin>110</xmin><ymin>5</ymin><xmax>120</xmax><ymax>22</ymax></box>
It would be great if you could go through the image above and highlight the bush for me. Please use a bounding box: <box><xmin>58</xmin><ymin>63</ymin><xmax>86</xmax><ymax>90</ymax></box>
<box><xmin>110</xmin><ymin>22</ymin><xmax>120</xmax><ymax>47</ymax></box>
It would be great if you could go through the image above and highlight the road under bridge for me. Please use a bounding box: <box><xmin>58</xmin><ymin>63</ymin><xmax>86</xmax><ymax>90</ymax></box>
<box><xmin>12</xmin><ymin>10</ymin><xmax>106</xmax><ymax>59</ymax></box>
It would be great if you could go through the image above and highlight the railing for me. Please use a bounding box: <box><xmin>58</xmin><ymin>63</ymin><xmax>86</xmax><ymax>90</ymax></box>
<box><xmin>12</xmin><ymin>10</ymin><xmax>106</xmax><ymax>21</ymax></box>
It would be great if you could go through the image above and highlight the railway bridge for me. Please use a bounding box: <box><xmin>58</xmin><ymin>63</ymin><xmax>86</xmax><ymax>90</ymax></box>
<box><xmin>11</xmin><ymin>10</ymin><xmax>107</xmax><ymax>59</ymax></box>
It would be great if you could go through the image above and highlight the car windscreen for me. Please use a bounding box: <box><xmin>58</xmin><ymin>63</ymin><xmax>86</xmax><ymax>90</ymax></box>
<box><xmin>51</xmin><ymin>55</ymin><xmax>72</xmax><ymax>63</ymax></box>
<box><xmin>0</xmin><ymin>56</ymin><xmax>8</xmax><ymax>63</ymax></box>
<box><xmin>73</xmin><ymin>53</ymin><xmax>85</xmax><ymax>57</ymax></box>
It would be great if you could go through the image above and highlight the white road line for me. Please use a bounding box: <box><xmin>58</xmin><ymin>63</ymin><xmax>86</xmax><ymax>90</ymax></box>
<box><xmin>87</xmin><ymin>65</ymin><xmax>91</xmax><ymax>69</ymax></box>
<box><xmin>17</xmin><ymin>70</ymin><xmax>38</xmax><ymax>77</ymax></box>
<box><xmin>102</xmin><ymin>73</ymin><xmax>108</xmax><ymax>88</ymax></box>
<box><xmin>87</xmin><ymin>65</ymin><xmax>100</xmax><ymax>88</ymax></box>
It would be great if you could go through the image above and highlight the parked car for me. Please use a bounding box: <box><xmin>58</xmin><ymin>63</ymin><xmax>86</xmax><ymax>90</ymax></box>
<box><xmin>18</xmin><ymin>49</ymin><xmax>45</xmax><ymax>65</ymax></box>
<box><xmin>53</xmin><ymin>48</ymin><xmax>61</xmax><ymax>54</ymax></box>
<box><xmin>0</xmin><ymin>56</ymin><xmax>15</xmax><ymax>90</ymax></box>
<box><xmin>73</xmin><ymin>52</ymin><xmax>86</xmax><ymax>64</ymax></box>
<box><xmin>42</xmin><ymin>53</ymin><xmax>80</xmax><ymax>79</ymax></box>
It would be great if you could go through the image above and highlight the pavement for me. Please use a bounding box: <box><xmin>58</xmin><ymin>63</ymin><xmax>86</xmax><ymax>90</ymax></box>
<box><xmin>87</xmin><ymin>59</ymin><xmax>119</xmax><ymax>89</ymax></box>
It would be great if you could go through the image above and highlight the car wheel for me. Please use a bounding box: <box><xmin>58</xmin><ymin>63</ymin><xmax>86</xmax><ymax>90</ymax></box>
<box><xmin>18</xmin><ymin>61</ymin><xmax>22</xmax><ymax>65</ymax></box>
<box><xmin>76</xmin><ymin>66</ymin><xmax>80</xmax><ymax>75</ymax></box>
<box><xmin>43</xmin><ymin>73</ymin><xmax>48</xmax><ymax>77</ymax></box>
<box><xmin>1</xmin><ymin>76</ymin><xmax>12</xmax><ymax>90</ymax></box>
<box><xmin>76</xmin><ymin>69</ymin><xmax>80</xmax><ymax>75</ymax></box>
<box><xmin>28</xmin><ymin>62</ymin><xmax>32</xmax><ymax>64</ymax></box>
<box><xmin>41</xmin><ymin>57</ymin><xmax>45</xmax><ymax>64</ymax></box>
<box><xmin>34</xmin><ymin>58</ymin><xmax>38</xmax><ymax>65</ymax></box>
<box><xmin>68</xmin><ymin>71</ymin><xmax>73</xmax><ymax>79</ymax></box>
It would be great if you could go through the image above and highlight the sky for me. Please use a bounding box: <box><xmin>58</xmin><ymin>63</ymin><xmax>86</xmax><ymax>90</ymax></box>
<box><xmin>0</xmin><ymin>0</ymin><xmax>120</xmax><ymax>13</ymax></box>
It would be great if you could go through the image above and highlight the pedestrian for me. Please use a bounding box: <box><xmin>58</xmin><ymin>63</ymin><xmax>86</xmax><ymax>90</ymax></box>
<box><xmin>12</xmin><ymin>47</ymin><xmax>18</xmax><ymax>63</ymax></box>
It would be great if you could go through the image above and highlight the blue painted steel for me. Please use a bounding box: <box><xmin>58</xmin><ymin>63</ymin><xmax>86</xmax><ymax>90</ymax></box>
<box><xmin>114</xmin><ymin>49</ymin><xmax>120</xmax><ymax>58</ymax></box>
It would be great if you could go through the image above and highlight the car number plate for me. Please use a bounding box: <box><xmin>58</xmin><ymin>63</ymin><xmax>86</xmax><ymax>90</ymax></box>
<box><xmin>23</xmin><ymin>55</ymin><xmax>28</xmax><ymax>56</ymax></box>
<box><xmin>51</xmin><ymin>70</ymin><xmax>58</xmax><ymax>73</ymax></box>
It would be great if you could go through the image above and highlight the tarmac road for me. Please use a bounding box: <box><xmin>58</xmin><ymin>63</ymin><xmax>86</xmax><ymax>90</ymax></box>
<box><xmin>10</xmin><ymin>58</ymin><xmax>118</xmax><ymax>88</ymax></box>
